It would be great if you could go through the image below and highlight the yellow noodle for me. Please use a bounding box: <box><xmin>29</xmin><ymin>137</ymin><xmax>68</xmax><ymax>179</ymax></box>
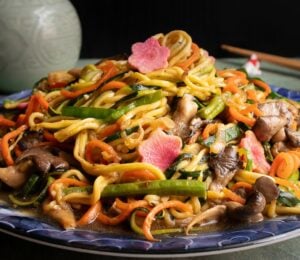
<box><xmin>54</xmin><ymin>118</ymin><xmax>102</xmax><ymax>142</ymax></box>
<box><xmin>161</xmin><ymin>30</ymin><xmax>192</xmax><ymax>66</ymax></box>
<box><xmin>61</xmin><ymin>169</ymin><xmax>89</xmax><ymax>182</ymax></box>
<box><xmin>73</xmin><ymin>131</ymin><xmax>166</xmax><ymax>179</ymax></box>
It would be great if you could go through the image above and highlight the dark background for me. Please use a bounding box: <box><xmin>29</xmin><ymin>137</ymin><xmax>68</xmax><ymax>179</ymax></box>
<box><xmin>70</xmin><ymin>0</ymin><xmax>300</xmax><ymax>59</ymax></box>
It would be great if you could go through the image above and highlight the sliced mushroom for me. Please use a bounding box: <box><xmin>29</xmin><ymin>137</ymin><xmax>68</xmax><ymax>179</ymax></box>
<box><xmin>271</xmin><ymin>127</ymin><xmax>287</xmax><ymax>143</ymax></box>
<box><xmin>271</xmin><ymin>141</ymin><xmax>291</xmax><ymax>157</ymax></box>
<box><xmin>209</xmin><ymin>146</ymin><xmax>240</xmax><ymax>191</ymax></box>
<box><xmin>16</xmin><ymin>146</ymin><xmax>69</xmax><ymax>174</ymax></box>
<box><xmin>258</xmin><ymin>100</ymin><xmax>297</xmax><ymax>128</ymax></box>
<box><xmin>226</xmin><ymin>191</ymin><xmax>266</xmax><ymax>223</ymax></box>
<box><xmin>185</xmin><ymin>205</ymin><xmax>226</xmax><ymax>234</ymax></box>
<box><xmin>43</xmin><ymin>199</ymin><xmax>76</xmax><ymax>229</ymax></box>
<box><xmin>253</xmin><ymin>176</ymin><xmax>279</xmax><ymax>203</ymax></box>
<box><xmin>285</xmin><ymin>128</ymin><xmax>300</xmax><ymax>147</ymax></box>
<box><xmin>0</xmin><ymin>160</ymin><xmax>33</xmax><ymax>188</ymax></box>
<box><xmin>171</xmin><ymin>94</ymin><xmax>198</xmax><ymax>141</ymax></box>
<box><xmin>253</xmin><ymin>116</ymin><xmax>286</xmax><ymax>142</ymax></box>
<box><xmin>18</xmin><ymin>131</ymin><xmax>43</xmax><ymax>150</ymax></box>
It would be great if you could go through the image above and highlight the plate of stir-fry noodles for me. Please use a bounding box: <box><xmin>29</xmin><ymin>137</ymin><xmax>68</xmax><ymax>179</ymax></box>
<box><xmin>1</xmin><ymin>30</ymin><xmax>300</xmax><ymax>257</ymax></box>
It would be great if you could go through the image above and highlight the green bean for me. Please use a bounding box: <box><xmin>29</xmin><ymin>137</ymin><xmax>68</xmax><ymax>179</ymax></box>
<box><xmin>198</xmin><ymin>95</ymin><xmax>225</xmax><ymax>119</ymax></box>
<box><xmin>101</xmin><ymin>179</ymin><xmax>206</xmax><ymax>198</ymax></box>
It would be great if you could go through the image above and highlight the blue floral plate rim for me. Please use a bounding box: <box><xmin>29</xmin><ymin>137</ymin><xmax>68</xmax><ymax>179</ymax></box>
<box><xmin>1</xmin><ymin>202</ymin><xmax>300</xmax><ymax>258</ymax></box>
<box><xmin>0</xmin><ymin>86</ymin><xmax>300</xmax><ymax>257</ymax></box>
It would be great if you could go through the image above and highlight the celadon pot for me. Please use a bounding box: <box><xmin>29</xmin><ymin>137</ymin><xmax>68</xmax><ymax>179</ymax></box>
<box><xmin>0</xmin><ymin>0</ymin><xmax>81</xmax><ymax>93</ymax></box>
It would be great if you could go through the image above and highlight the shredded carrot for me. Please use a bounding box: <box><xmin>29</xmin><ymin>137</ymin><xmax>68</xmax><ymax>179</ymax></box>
<box><xmin>35</xmin><ymin>92</ymin><xmax>49</xmax><ymax>110</ymax></box>
<box><xmin>97</xmin><ymin>199</ymin><xmax>148</xmax><ymax>226</ymax></box>
<box><xmin>288</xmin><ymin>152</ymin><xmax>300</xmax><ymax>173</ymax></box>
<box><xmin>115</xmin><ymin>198</ymin><xmax>151</xmax><ymax>217</ymax></box>
<box><xmin>202</xmin><ymin>123</ymin><xmax>218</xmax><ymax>139</ymax></box>
<box><xmin>98</xmin><ymin>123</ymin><xmax>120</xmax><ymax>139</ymax></box>
<box><xmin>0</xmin><ymin>116</ymin><xmax>16</xmax><ymax>127</ymax></box>
<box><xmin>1</xmin><ymin>124</ymin><xmax>28</xmax><ymax>166</ymax></box>
<box><xmin>142</xmin><ymin>200</ymin><xmax>192</xmax><ymax>241</ymax></box>
<box><xmin>269</xmin><ymin>152</ymin><xmax>295</xmax><ymax>179</ymax></box>
<box><xmin>223</xmin><ymin>80</ymin><xmax>240</xmax><ymax>94</ymax></box>
<box><xmin>218</xmin><ymin>69</ymin><xmax>249</xmax><ymax>94</ymax></box>
<box><xmin>228</xmin><ymin>107</ymin><xmax>256</xmax><ymax>127</ymax></box>
<box><xmin>240</xmin><ymin>104</ymin><xmax>263</xmax><ymax>117</ymax></box>
<box><xmin>176</xmin><ymin>43</ymin><xmax>201</xmax><ymax>70</ymax></box>
<box><xmin>218</xmin><ymin>69</ymin><xmax>247</xmax><ymax>79</ymax></box>
<box><xmin>43</xmin><ymin>130</ymin><xmax>58</xmax><ymax>142</ymax></box>
<box><xmin>223</xmin><ymin>188</ymin><xmax>246</xmax><ymax>205</ymax></box>
<box><xmin>246</xmin><ymin>89</ymin><xmax>259</xmax><ymax>102</ymax></box>
<box><xmin>61</xmin><ymin>61</ymin><xmax>118</xmax><ymax>99</ymax></box>
<box><xmin>251</xmin><ymin>79</ymin><xmax>271</xmax><ymax>97</ymax></box>
<box><xmin>16</xmin><ymin>114</ymin><xmax>26</xmax><ymax>126</ymax></box>
<box><xmin>100</xmin><ymin>81</ymin><xmax>127</xmax><ymax>92</ymax></box>
<box><xmin>49</xmin><ymin>177</ymin><xmax>88</xmax><ymax>195</ymax></box>
<box><xmin>77</xmin><ymin>202</ymin><xmax>101</xmax><ymax>227</ymax></box>
<box><xmin>85</xmin><ymin>139</ymin><xmax>121</xmax><ymax>164</ymax></box>
<box><xmin>23</xmin><ymin>95</ymin><xmax>38</xmax><ymax>124</ymax></box>
<box><xmin>120</xmin><ymin>169</ymin><xmax>158</xmax><ymax>183</ymax></box>
<box><xmin>230</xmin><ymin>182</ymin><xmax>253</xmax><ymax>192</ymax></box>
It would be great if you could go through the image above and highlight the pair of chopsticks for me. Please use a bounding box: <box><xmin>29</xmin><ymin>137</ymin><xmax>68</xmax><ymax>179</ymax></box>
<box><xmin>221</xmin><ymin>44</ymin><xmax>300</xmax><ymax>71</ymax></box>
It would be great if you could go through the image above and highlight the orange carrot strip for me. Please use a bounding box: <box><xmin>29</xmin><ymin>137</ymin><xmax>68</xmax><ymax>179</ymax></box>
<box><xmin>23</xmin><ymin>96</ymin><xmax>38</xmax><ymax>124</ymax></box>
<box><xmin>246</xmin><ymin>89</ymin><xmax>259</xmax><ymax>102</ymax></box>
<box><xmin>77</xmin><ymin>202</ymin><xmax>101</xmax><ymax>227</ymax></box>
<box><xmin>43</xmin><ymin>130</ymin><xmax>58</xmax><ymax>142</ymax></box>
<box><xmin>16</xmin><ymin>114</ymin><xmax>26</xmax><ymax>126</ymax></box>
<box><xmin>230</xmin><ymin>182</ymin><xmax>253</xmax><ymax>192</ymax></box>
<box><xmin>269</xmin><ymin>152</ymin><xmax>295</xmax><ymax>179</ymax></box>
<box><xmin>35</xmin><ymin>92</ymin><xmax>49</xmax><ymax>110</ymax></box>
<box><xmin>49</xmin><ymin>177</ymin><xmax>88</xmax><ymax>195</ymax></box>
<box><xmin>100</xmin><ymin>81</ymin><xmax>127</xmax><ymax>92</ymax></box>
<box><xmin>0</xmin><ymin>116</ymin><xmax>16</xmax><ymax>127</ymax></box>
<box><xmin>251</xmin><ymin>79</ymin><xmax>271</xmax><ymax>97</ymax></box>
<box><xmin>228</xmin><ymin>107</ymin><xmax>256</xmax><ymax>127</ymax></box>
<box><xmin>114</xmin><ymin>198</ymin><xmax>151</xmax><ymax>217</ymax></box>
<box><xmin>223</xmin><ymin>81</ymin><xmax>240</xmax><ymax>94</ymax></box>
<box><xmin>176</xmin><ymin>43</ymin><xmax>201</xmax><ymax>70</ymax></box>
<box><xmin>85</xmin><ymin>139</ymin><xmax>121</xmax><ymax>164</ymax></box>
<box><xmin>218</xmin><ymin>69</ymin><xmax>249</xmax><ymax>94</ymax></box>
<box><xmin>97</xmin><ymin>199</ymin><xmax>148</xmax><ymax>226</ymax></box>
<box><xmin>1</xmin><ymin>125</ymin><xmax>28</xmax><ymax>166</ymax></box>
<box><xmin>240</xmin><ymin>104</ymin><xmax>263</xmax><ymax>117</ymax></box>
<box><xmin>98</xmin><ymin>123</ymin><xmax>120</xmax><ymax>139</ymax></box>
<box><xmin>202</xmin><ymin>123</ymin><xmax>218</xmax><ymax>139</ymax></box>
<box><xmin>218</xmin><ymin>69</ymin><xmax>247</xmax><ymax>79</ymax></box>
<box><xmin>120</xmin><ymin>169</ymin><xmax>158</xmax><ymax>183</ymax></box>
<box><xmin>61</xmin><ymin>61</ymin><xmax>118</xmax><ymax>99</ymax></box>
<box><xmin>288</xmin><ymin>152</ymin><xmax>300</xmax><ymax>173</ymax></box>
<box><xmin>223</xmin><ymin>188</ymin><xmax>246</xmax><ymax>205</ymax></box>
<box><xmin>142</xmin><ymin>200</ymin><xmax>192</xmax><ymax>241</ymax></box>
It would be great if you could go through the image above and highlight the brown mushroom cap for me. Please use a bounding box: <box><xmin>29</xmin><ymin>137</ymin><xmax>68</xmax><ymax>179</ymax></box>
<box><xmin>253</xmin><ymin>176</ymin><xmax>280</xmax><ymax>203</ymax></box>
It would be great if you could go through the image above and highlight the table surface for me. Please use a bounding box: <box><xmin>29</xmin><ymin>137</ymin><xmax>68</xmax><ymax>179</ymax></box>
<box><xmin>1</xmin><ymin>58</ymin><xmax>300</xmax><ymax>260</ymax></box>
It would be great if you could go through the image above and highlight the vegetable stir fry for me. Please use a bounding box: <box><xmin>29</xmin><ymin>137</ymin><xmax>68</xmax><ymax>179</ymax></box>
<box><xmin>0</xmin><ymin>30</ymin><xmax>300</xmax><ymax>241</ymax></box>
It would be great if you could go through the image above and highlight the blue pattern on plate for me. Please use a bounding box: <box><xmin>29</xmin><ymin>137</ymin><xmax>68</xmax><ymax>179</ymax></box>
<box><xmin>0</xmin><ymin>89</ymin><xmax>32</xmax><ymax>107</ymax></box>
<box><xmin>271</xmin><ymin>85</ymin><xmax>300</xmax><ymax>101</ymax></box>
<box><xmin>0</xmin><ymin>87</ymin><xmax>300</xmax><ymax>257</ymax></box>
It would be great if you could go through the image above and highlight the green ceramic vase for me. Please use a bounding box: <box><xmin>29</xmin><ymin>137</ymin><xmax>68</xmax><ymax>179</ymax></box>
<box><xmin>0</xmin><ymin>0</ymin><xmax>81</xmax><ymax>93</ymax></box>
